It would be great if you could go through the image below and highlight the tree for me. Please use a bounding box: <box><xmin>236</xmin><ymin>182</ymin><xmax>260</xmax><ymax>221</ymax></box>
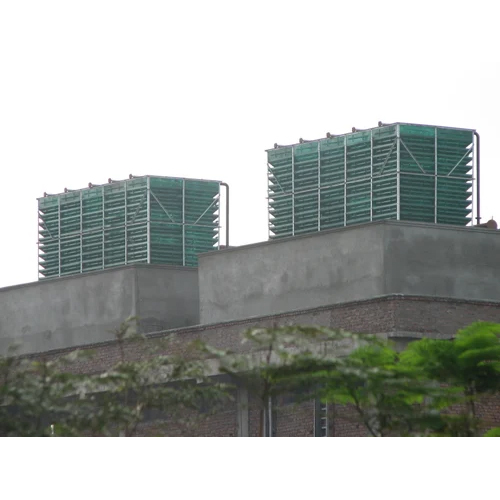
<box><xmin>196</xmin><ymin>324</ymin><xmax>367</xmax><ymax>436</ymax></box>
<box><xmin>401</xmin><ymin>322</ymin><xmax>500</xmax><ymax>436</ymax></box>
<box><xmin>0</xmin><ymin>318</ymin><xmax>229</xmax><ymax>437</ymax></box>
<box><xmin>317</xmin><ymin>343</ymin><xmax>451</xmax><ymax>436</ymax></box>
<box><xmin>4</xmin><ymin>319</ymin><xmax>500</xmax><ymax>437</ymax></box>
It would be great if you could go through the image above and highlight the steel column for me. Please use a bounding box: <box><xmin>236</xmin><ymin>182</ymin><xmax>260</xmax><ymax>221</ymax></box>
<box><xmin>102</xmin><ymin>186</ymin><xmax>105</xmax><ymax>269</ymax></box>
<box><xmin>434</xmin><ymin>127</ymin><xmax>438</xmax><ymax>224</ymax></box>
<box><xmin>267</xmin><ymin>164</ymin><xmax>271</xmax><ymax>240</ymax></box>
<box><xmin>124</xmin><ymin>181</ymin><xmax>128</xmax><ymax>265</ymax></box>
<box><xmin>344</xmin><ymin>135</ymin><xmax>347</xmax><ymax>226</ymax></box>
<box><xmin>80</xmin><ymin>191</ymin><xmax>83</xmax><ymax>273</ymax></box>
<box><xmin>58</xmin><ymin>197</ymin><xmax>61</xmax><ymax>277</ymax></box>
<box><xmin>182</xmin><ymin>179</ymin><xmax>186</xmax><ymax>265</ymax></box>
<box><xmin>370</xmin><ymin>129</ymin><xmax>373</xmax><ymax>222</ymax></box>
<box><xmin>396</xmin><ymin>124</ymin><xmax>401</xmax><ymax>220</ymax></box>
<box><xmin>291</xmin><ymin>146</ymin><xmax>295</xmax><ymax>236</ymax></box>
<box><xmin>317</xmin><ymin>141</ymin><xmax>321</xmax><ymax>231</ymax></box>
<box><xmin>146</xmin><ymin>176</ymin><xmax>151</xmax><ymax>264</ymax></box>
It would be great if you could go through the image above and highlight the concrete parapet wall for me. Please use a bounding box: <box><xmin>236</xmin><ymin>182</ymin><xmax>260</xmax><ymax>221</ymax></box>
<box><xmin>199</xmin><ymin>221</ymin><xmax>500</xmax><ymax>324</ymax></box>
<box><xmin>0</xmin><ymin>265</ymin><xmax>199</xmax><ymax>355</ymax></box>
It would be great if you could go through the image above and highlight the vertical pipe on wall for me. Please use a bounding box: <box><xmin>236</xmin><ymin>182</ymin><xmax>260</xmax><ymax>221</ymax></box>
<box><xmin>474</xmin><ymin>131</ymin><xmax>481</xmax><ymax>224</ymax></box>
<box><xmin>220</xmin><ymin>182</ymin><xmax>230</xmax><ymax>247</ymax></box>
<box><xmin>471</xmin><ymin>148</ymin><xmax>475</xmax><ymax>227</ymax></box>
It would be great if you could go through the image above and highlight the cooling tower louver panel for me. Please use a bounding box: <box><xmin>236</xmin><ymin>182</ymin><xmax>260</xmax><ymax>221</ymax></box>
<box><xmin>267</xmin><ymin>123</ymin><xmax>475</xmax><ymax>239</ymax></box>
<box><xmin>38</xmin><ymin>176</ymin><xmax>222</xmax><ymax>279</ymax></box>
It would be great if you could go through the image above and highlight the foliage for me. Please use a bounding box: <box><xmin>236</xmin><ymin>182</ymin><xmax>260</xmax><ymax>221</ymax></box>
<box><xmin>0</xmin><ymin>318</ymin><xmax>229</xmax><ymax>437</ymax></box>
<box><xmin>195</xmin><ymin>325</ymin><xmax>370</xmax><ymax>436</ymax></box>
<box><xmin>3</xmin><ymin>319</ymin><xmax>500</xmax><ymax>437</ymax></box>
<box><xmin>401</xmin><ymin>322</ymin><xmax>500</xmax><ymax>436</ymax></box>
<box><xmin>316</xmin><ymin>344</ymin><xmax>450</xmax><ymax>437</ymax></box>
<box><xmin>197</xmin><ymin>321</ymin><xmax>500</xmax><ymax>437</ymax></box>
<box><xmin>484</xmin><ymin>427</ymin><xmax>500</xmax><ymax>437</ymax></box>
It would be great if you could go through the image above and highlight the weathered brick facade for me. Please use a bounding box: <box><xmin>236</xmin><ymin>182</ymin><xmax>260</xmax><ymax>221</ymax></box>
<box><xmin>26</xmin><ymin>295</ymin><xmax>500</xmax><ymax>436</ymax></box>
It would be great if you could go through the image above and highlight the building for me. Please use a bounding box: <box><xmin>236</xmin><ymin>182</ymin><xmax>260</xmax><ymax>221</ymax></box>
<box><xmin>1</xmin><ymin>123</ymin><xmax>499</xmax><ymax>436</ymax></box>
<box><xmin>2</xmin><ymin>220</ymin><xmax>500</xmax><ymax>435</ymax></box>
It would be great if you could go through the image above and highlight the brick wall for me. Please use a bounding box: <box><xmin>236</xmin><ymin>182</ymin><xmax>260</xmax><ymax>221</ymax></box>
<box><xmin>22</xmin><ymin>295</ymin><xmax>500</xmax><ymax>436</ymax></box>
<box><xmin>393</xmin><ymin>296</ymin><xmax>500</xmax><ymax>340</ymax></box>
<box><xmin>138</xmin><ymin>401</ymin><xmax>239</xmax><ymax>437</ymax></box>
<box><xmin>275</xmin><ymin>399</ymin><xmax>315</xmax><ymax>437</ymax></box>
<box><xmin>330</xmin><ymin>403</ymin><xmax>368</xmax><ymax>437</ymax></box>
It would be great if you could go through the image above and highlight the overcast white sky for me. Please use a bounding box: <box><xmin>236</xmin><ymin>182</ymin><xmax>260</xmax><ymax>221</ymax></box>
<box><xmin>1</xmin><ymin>1</ymin><xmax>499</xmax><ymax>288</ymax></box>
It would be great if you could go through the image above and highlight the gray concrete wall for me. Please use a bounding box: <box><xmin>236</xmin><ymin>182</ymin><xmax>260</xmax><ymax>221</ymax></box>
<box><xmin>383</xmin><ymin>223</ymin><xmax>500</xmax><ymax>301</ymax></box>
<box><xmin>0</xmin><ymin>265</ymin><xmax>199</xmax><ymax>355</ymax></box>
<box><xmin>199</xmin><ymin>221</ymin><xmax>500</xmax><ymax>324</ymax></box>
<box><xmin>199</xmin><ymin>223</ymin><xmax>386</xmax><ymax>323</ymax></box>
<box><xmin>135</xmin><ymin>265</ymin><xmax>199</xmax><ymax>333</ymax></box>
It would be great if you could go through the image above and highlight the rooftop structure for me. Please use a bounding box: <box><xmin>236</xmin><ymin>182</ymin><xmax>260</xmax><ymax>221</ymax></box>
<box><xmin>38</xmin><ymin>175</ymin><xmax>228</xmax><ymax>279</ymax></box>
<box><xmin>4</xmin><ymin>220</ymin><xmax>499</xmax><ymax>355</ymax></box>
<box><xmin>267</xmin><ymin>122</ymin><xmax>477</xmax><ymax>239</ymax></box>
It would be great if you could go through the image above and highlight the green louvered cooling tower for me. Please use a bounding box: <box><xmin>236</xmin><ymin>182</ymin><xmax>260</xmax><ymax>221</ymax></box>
<box><xmin>38</xmin><ymin>175</ymin><xmax>227</xmax><ymax>279</ymax></box>
<box><xmin>267</xmin><ymin>123</ymin><xmax>476</xmax><ymax>239</ymax></box>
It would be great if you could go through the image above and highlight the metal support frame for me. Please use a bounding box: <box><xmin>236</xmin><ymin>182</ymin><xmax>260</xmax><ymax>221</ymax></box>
<box><xmin>124</xmin><ymin>181</ymin><xmax>128</xmax><ymax>265</ymax></box>
<box><xmin>471</xmin><ymin>141</ymin><xmax>475</xmax><ymax>226</ymax></box>
<box><xmin>101</xmin><ymin>186</ymin><xmax>105</xmax><ymax>269</ymax></box>
<box><xmin>378</xmin><ymin>139</ymin><xmax>397</xmax><ymax>176</ymax></box>
<box><xmin>446</xmin><ymin>150</ymin><xmax>474</xmax><ymax>178</ymax></box>
<box><xmin>57</xmin><ymin>197</ymin><xmax>61</xmax><ymax>277</ymax></box>
<box><xmin>434</xmin><ymin>127</ymin><xmax>438</xmax><ymax>224</ymax></box>
<box><xmin>396</xmin><ymin>124</ymin><xmax>401</xmax><ymax>220</ymax></box>
<box><xmin>146</xmin><ymin>176</ymin><xmax>151</xmax><ymax>264</ymax></box>
<box><xmin>268</xmin><ymin>167</ymin><xmax>471</xmax><ymax>204</ymax></box>
<box><xmin>38</xmin><ymin>175</ymin><xmax>224</xmax><ymax>279</ymax></box>
<box><xmin>344</xmin><ymin>135</ymin><xmax>347</xmax><ymax>226</ymax></box>
<box><xmin>182</xmin><ymin>179</ymin><xmax>186</xmax><ymax>266</ymax></box>
<box><xmin>317</xmin><ymin>142</ymin><xmax>321</xmax><ymax>231</ymax></box>
<box><xmin>370</xmin><ymin>129</ymin><xmax>373</xmax><ymax>221</ymax></box>
<box><xmin>267</xmin><ymin>164</ymin><xmax>271</xmax><ymax>240</ymax></box>
<box><xmin>400</xmin><ymin>138</ymin><xmax>426</xmax><ymax>174</ymax></box>
<box><xmin>266</xmin><ymin>122</ymin><xmax>476</xmax><ymax>242</ymax></box>
<box><xmin>291</xmin><ymin>146</ymin><xmax>295</xmax><ymax>236</ymax></box>
<box><xmin>80</xmin><ymin>191</ymin><xmax>83</xmax><ymax>273</ymax></box>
